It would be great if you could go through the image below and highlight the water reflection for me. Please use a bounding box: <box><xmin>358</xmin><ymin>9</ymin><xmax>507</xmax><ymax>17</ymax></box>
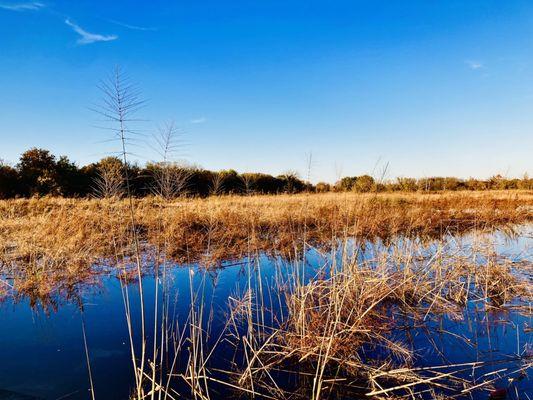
<box><xmin>0</xmin><ymin>226</ymin><xmax>531</xmax><ymax>399</ymax></box>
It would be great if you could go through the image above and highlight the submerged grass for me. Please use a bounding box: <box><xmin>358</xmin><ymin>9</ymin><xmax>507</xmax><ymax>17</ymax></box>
<box><xmin>1</xmin><ymin>201</ymin><xmax>532</xmax><ymax>399</ymax></box>
<box><xmin>219</xmin><ymin>232</ymin><xmax>532</xmax><ymax>399</ymax></box>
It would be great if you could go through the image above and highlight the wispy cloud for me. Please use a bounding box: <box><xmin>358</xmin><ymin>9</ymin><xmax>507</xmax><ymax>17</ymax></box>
<box><xmin>65</xmin><ymin>18</ymin><xmax>118</xmax><ymax>45</ymax></box>
<box><xmin>465</xmin><ymin>60</ymin><xmax>484</xmax><ymax>70</ymax></box>
<box><xmin>107</xmin><ymin>18</ymin><xmax>158</xmax><ymax>31</ymax></box>
<box><xmin>190</xmin><ymin>117</ymin><xmax>206</xmax><ymax>124</ymax></box>
<box><xmin>0</xmin><ymin>1</ymin><xmax>45</xmax><ymax>11</ymax></box>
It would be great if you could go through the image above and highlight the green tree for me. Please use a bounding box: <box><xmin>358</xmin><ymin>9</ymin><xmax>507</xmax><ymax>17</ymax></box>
<box><xmin>278</xmin><ymin>171</ymin><xmax>305</xmax><ymax>193</ymax></box>
<box><xmin>17</xmin><ymin>148</ymin><xmax>59</xmax><ymax>196</ymax></box>
<box><xmin>315</xmin><ymin>182</ymin><xmax>331</xmax><ymax>193</ymax></box>
<box><xmin>56</xmin><ymin>156</ymin><xmax>87</xmax><ymax>196</ymax></box>
<box><xmin>465</xmin><ymin>178</ymin><xmax>487</xmax><ymax>191</ymax></box>
<box><xmin>443</xmin><ymin>177</ymin><xmax>461</xmax><ymax>191</ymax></box>
<box><xmin>518</xmin><ymin>173</ymin><xmax>532</xmax><ymax>190</ymax></box>
<box><xmin>488</xmin><ymin>175</ymin><xmax>507</xmax><ymax>190</ymax></box>
<box><xmin>396</xmin><ymin>177</ymin><xmax>417</xmax><ymax>192</ymax></box>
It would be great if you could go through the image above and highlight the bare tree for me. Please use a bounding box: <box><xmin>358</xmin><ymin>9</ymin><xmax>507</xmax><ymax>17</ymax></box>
<box><xmin>150</xmin><ymin>121</ymin><xmax>190</xmax><ymax>200</ymax></box>
<box><xmin>210</xmin><ymin>172</ymin><xmax>225</xmax><ymax>195</ymax></box>
<box><xmin>93</xmin><ymin>158</ymin><xmax>124</xmax><ymax>198</ymax></box>
<box><xmin>241</xmin><ymin>173</ymin><xmax>254</xmax><ymax>195</ymax></box>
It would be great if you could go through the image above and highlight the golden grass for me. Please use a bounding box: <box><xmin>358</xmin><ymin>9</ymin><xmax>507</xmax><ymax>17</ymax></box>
<box><xmin>2</xmin><ymin>191</ymin><xmax>532</xmax><ymax>259</ymax></box>
<box><xmin>1</xmin><ymin>191</ymin><xmax>531</xmax><ymax>286</ymax></box>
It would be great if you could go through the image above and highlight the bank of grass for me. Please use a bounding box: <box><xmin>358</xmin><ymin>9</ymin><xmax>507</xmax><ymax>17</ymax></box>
<box><xmin>1</xmin><ymin>190</ymin><xmax>532</xmax><ymax>264</ymax></box>
<box><xmin>0</xmin><ymin>190</ymin><xmax>531</xmax><ymax>305</ymax></box>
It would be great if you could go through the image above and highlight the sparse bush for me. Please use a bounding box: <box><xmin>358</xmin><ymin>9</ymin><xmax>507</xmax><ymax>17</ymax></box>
<box><xmin>315</xmin><ymin>182</ymin><xmax>331</xmax><ymax>193</ymax></box>
<box><xmin>353</xmin><ymin>174</ymin><xmax>375</xmax><ymax>192</ymax></box>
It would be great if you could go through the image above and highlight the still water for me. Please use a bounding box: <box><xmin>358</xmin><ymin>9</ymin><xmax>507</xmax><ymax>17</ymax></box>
<box><xmin>0</xmin><ymin>227</ymin><xmax>531</xmax><ymax>399</ymax></box>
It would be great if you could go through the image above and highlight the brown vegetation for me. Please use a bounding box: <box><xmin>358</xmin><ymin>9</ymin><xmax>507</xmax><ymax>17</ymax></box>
<box><xmin>1</xmin><ymin>189</ymin><xmax>532</xmax><ymax>398</ymax></box>
<box><xmin>1</xmin><ymin>190</ymin><xmax>532</xmax><ymax>262</ymax></box>
<box><xmin>223</xmin><ymin>232</ymin><xmax>532</xmax><ymax>399</ymax></box>
<box><xmin>0</xmin><ymin>190</ymin><xmax>531</xmax><ymax>307</ymax></box>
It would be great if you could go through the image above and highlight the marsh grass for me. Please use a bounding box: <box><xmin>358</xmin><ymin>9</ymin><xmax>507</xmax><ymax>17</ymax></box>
<box><xmin>206</xmin><ymin>231</ymin><xmax>531</xmax><ymax>399</ymax></box>
<box><xmin>1</xmin><ymin>190</ymin><xmax>531</xmax><ymax>282</ymax></box>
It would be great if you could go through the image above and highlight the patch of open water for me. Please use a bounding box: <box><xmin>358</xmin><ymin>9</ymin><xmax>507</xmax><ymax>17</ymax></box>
<box><xmin>0</xmin><ymin>226</ymin><xmax>531</xmax><ymax>399</ymax></box>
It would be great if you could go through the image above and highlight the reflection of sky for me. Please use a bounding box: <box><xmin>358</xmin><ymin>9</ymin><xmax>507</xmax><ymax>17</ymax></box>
<box><xmin>0</xmin><ymin>226</ymin><xmax>531</xmax><ymax>398</ymax></box>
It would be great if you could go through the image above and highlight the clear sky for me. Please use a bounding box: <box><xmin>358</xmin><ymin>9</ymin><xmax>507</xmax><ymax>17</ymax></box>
<box><xmin>1</xmin><ymin>0</ymin><xmax>532</xmax><ymax>183</ymax></box>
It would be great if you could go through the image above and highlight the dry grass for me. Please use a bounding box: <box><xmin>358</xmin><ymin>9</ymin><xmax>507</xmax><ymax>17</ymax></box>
<box><xmin>0</xmin><ymin>190</ymin><xmax>531</xmax><ymax>398</ymax></box>
<box><xmin>2</xmin><ymin>191</ymin><xmax>532</xmax><ymax>260</ymax></box>
<box><xmin>0</xmin><ymin>190</ymin><xmax>531</xmax><ymax>303</ymax></box>
<box><xmin>223</xmin><ymin>235</ymin><xmax>532</xmax><ymax>399</ymax></box>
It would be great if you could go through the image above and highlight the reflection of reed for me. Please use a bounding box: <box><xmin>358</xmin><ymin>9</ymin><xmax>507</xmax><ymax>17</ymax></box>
<box><xmin>1</xmin><ymin>220</ymin><xmax>530</xmax><ymax>398</ymax></box>
<box><xmin>218</xmin><ymin>235</ymin><xmax>531</xmax><ymax>399</ymax></box>
<box><xmin>0</xmin><ymin>222</ymin><xmax>531</xmax><ymax>397</ymax></box>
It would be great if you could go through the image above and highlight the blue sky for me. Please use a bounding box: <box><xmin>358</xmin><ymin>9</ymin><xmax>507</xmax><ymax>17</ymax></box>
<box><xmin>1</xmin><ymin>0</ymin><xmax>532</xmax><ymax>183</ymax></box>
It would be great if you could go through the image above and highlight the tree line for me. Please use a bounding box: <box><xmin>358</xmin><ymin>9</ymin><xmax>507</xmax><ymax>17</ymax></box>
<box><xmin>329</xmin><ymin>174</ymin><xmax>532</xmax><ymax>192</ymax></box>
<box><xmin>0</xmin><ymin>148</ymin><xmax>531</xmax><ymax>199</ymax></box>
<box><xmin>0</xmin><ymin>148</ymin><xmax>311</xmax><ymax>199</ymax></box>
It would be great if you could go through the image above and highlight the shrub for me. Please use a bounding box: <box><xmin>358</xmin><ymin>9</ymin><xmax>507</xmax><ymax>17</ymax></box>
<box><xmin>0</xmin><ymin>162</ymin><xmax>19</xmax><ymax>199</ymax></box>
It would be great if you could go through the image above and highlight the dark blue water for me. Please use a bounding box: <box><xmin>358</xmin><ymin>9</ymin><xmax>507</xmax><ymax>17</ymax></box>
<box><xmin>0</xmin><ymin>227</ymin><xmax>531</xmax><ymax>399</ymax></box>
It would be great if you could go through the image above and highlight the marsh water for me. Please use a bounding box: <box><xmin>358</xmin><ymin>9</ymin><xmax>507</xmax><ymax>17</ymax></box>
<box><xmin>0</xmin><ymin>227</ymin><xmax>531</xmax><ymax>400</ymax></box>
